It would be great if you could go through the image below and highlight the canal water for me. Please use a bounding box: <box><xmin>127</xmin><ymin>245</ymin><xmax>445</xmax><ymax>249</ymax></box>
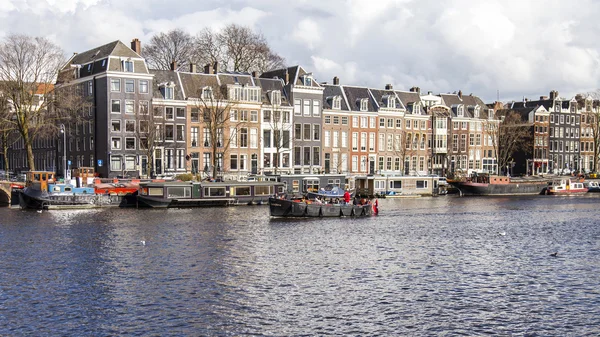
<box><xmin>1</xmin><ymin>195</ymin><xmax>600</xmax><ymax>336</ymax></box>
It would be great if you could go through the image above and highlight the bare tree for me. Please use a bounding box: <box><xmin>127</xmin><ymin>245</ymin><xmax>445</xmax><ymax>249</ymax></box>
<box><xmin>135</xmin><ymin>103</ymin><xmax>163</xmax><ymax>178</ymax></box>
<box><xmin>194</xmin><ymin>86</ymin><xmax>238</xmax><ymax>180</ymax></box>
<box><xmin>144</xmin><ymin>29</ymin><xmax>195</xmax><ymax>70</ymax></box>
<box><xmin>490</xmin><ymin>111</ymin><xmax>531</xmax><ymax>175</ymax></box>
<box><xmin>392</xmin><ymin>130</ymin><xmax>417</xmax><ymax>175</ymax></box>
<box><xmin>193</xmin><ymin>24</ymin><xmax>285</xmax><ymax>73</ymax></box>
<box><xmin>0</xmin><ymin>34</ymin><xmax>65</xmax><ymax>171</ymax></box>
<box><xmin>0</xmin><ymin>90</ymin><xmax>18</xmax><ymax>174</ymax></box>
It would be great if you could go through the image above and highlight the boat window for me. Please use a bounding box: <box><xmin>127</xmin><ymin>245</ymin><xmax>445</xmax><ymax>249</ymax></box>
<box><xmin>148</xmin><ymin>187</ymin><xmax>163</xmax><ymax>196</ymax></box>
<box><xmin>305</xmin><ymin>179</ymin><xmax>319</xmax><ymax>192</ymax></box>
<box><xmin>391</xmin><ymin>181</ymin><xmax>402</xmax><ymax>189</ymax></box>
<box><xmin>205</xmin><ymin>187</ymin><xmax>226</xmax><ymax>197</ymax></box>
<box><xmin>231</xmin><ymin>186</ymin><xmax>251</xmax><ymax>196</ymax></box>
<box><xmin>416</xmin><ymin>180</ymin><xmax>428</xmax><ymax>189</ymax></box>
<box><xmin>255</xmin><ymin>185</ymin><xmax>271</xmax><ymax>195</ymax></box>
<box><xmin>167</xmin><ymin>187</ymin><xmax>191</xmax><ymax>198</ymax></box>
<box><xmin>292</xmin><ymin>180</ymin><xmax>299</xmax><ymax>193</ymax></box>
<box><xmin>64</xmin><ymin>186</ymin><xmax>72</xmax><ymax>192</ymax></box>
<box><xmin>52</xmin><ymin>186</ymin><xmax>61</xmax><ymax>192</ymax></box>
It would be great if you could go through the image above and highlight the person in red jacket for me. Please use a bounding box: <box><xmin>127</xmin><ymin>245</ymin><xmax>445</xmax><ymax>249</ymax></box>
<box><xmin>343</xmin><ymin>190</ymin><xmax>351</xmax><ymax>204</ymax></box>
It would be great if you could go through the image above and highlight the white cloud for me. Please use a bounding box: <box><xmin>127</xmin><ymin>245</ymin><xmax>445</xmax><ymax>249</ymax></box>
<box><xmin>0</xmin><ymin>0</ymin><xmax>599</xmax><ymax>101</ymax></box>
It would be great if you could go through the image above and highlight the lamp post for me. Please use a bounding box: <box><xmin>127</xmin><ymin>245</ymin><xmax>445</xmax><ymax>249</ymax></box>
<box><xmin>60</xmin><ymin>124</ymin><xmax>66</xmax><ymax>180</ymax></box>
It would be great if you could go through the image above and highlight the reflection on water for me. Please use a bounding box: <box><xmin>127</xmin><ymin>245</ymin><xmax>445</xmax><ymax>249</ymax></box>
<box><xmin>1</xmin><ymin>196</ymin><xmax>600</xmax><ymax>335</ymax></box>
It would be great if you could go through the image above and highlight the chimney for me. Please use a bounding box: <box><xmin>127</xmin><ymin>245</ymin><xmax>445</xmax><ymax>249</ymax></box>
<box><xmin>409</xmin><ymin>86</ymin><xmax>420</xmax><ymax>94</ymax></box>
<box><xmin>428</xmin><ymin>91</ymin><xmax>433</xmax><ymax>95</ymax></box>
<box><xmin>213</xmin><ymin>61</ymin><xmax>218</xmax><ymax>74</ymax></box>
<box><xmin>190</xmin><ymin>63</ymin><xmax>197</xmax><ymax>73</ymax></box>
<box><xmin>252</xmin><ymin>71</ymin><xmax>258</xmax><ymax>78</ymax></box>
<box><xmin>284</xmin><ymin>70</ymin><xmax>289</xmax><ymax>84</ymax></box>
<box><xmin>385</xmin><ymin>84</ymin><xmax>393</xmax><ymax>90</ymax></box>
<box><xmin>170</xmin><ymin>60</ymin><xmax>177</xmax><ymax>71</ymax></box>
<box><xmin>549</xmin><ymin>90</ymin><xmax>558</xmax><ymax>100</ymax></box>
<box><xmin>131</xmin><ymin>38</ymin><xmax>141</xmax><ymax>55</ymax></box>
<box><xmin>204</xmin><ymin>63</ymin><xmax>212</xmax><ymax>74</ymax></box>
<box><xmin>333</xmin><ymin>76</ymin><xmax>340</xmax><ymax>85</ymax></box>
<box><xmin>458</xmin><ymin>90</ymin><xmax>463</xmax><ymax>98</ymax></box>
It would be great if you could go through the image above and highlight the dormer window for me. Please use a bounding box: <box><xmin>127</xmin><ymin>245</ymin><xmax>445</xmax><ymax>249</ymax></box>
<box><xmin>160</xmin><ymin>82</ymin><xmax>175</xmax><ymax>100</ymax></box>
<box><xmin>555</xmin><ymin>101</ymin><xmax>561</xmax><ymax>112</ymax></box>
<box><xmin>332</xmin><ymin>96</ymin><xmax>341</xmax><ymax>110</ymax></box>
<box><xmin>270</xmin><ymin>90</ymin><xmax>281</xmax><ymax>106</ymax></box>
<box><xmin>202</xmin><ymin>87</ymin><xmax>213</xmax><ymax>100</ymax></box>
<box><xmin>570</xmin><ymin>103</ymin><xmax>576</xmax><ymax>113</ymax></box>
<box><xmin>474</xmin><ymin>106</ymin><xmax>480</xmax><ymax>118</ymax></box>
<box><xmin>457</xmin><ymin>106</ymin><xmax>464</xmax><ymax>117</ymax></box>
<box><xmin>360</xmin><ymin>98</ymin><xmax>368</xmax><ymax>111</ymax></box>
<box><xmin>304</xmin><ymin>75</ymin><xmax>312</xmax><ymax>86</ymax></box>
<box><xmin>123</xmin><ymin>60</ymin><xmax>133</xmax><ymax>72</ymax></box>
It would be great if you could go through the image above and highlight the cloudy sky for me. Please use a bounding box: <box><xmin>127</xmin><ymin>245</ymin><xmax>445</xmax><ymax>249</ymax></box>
<box><xmin>1</xmin><ymin>0</ymin><xmax>599</xmax><ymax>102</ymax></box>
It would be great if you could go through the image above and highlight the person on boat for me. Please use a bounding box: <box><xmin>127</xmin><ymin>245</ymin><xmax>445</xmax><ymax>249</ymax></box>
<box><xmin>344</xmin><ymin>190</ymin><xmax>351</xmax><ymax>204</ymax></box>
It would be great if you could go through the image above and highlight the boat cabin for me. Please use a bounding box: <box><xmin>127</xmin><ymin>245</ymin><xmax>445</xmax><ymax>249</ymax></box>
<box><xmin>277</xmin><ymin>174</ymin><xmax>349</xmax><ymax>196</ymax></box>
<box><xmin>358</xmin><ymin>175</ymin><xmax>441</xmax><ymax>197</ymax></box>
<box><xmin>25</xmin><ymin>171</ymin><xmax>56</xmax><ymax>192</ymax></box>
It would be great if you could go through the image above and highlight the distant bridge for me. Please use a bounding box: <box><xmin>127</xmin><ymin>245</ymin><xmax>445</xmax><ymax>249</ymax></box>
<box><xmin>0</xmin><ymin>181</ymin><xmax>24</xmax><ymax>206</ymax></box>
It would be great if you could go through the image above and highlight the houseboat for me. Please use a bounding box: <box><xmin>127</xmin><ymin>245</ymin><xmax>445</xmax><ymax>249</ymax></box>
<box><xmin>18</xmin><ymin>171</ymin><xmax>106</xmax><ymax>210</ymax></box>
<box><xmin>545</xmin><ymin>178</ymin><xmax>588</xmax><ymax>195</ymax></box>
<box><xmin>450</xmin><ymin>174</ymin><xmax>549</xmax><ymax>196</ymax></box>
<box><xmin>136</xmin><ymin>180</ymin><xmax>285</xmax><ymax>208</ymax></box>
<box><xmin>356</xmin><ymin>175</ymin><xmax>441</xmax><ymax>197</ymax></box>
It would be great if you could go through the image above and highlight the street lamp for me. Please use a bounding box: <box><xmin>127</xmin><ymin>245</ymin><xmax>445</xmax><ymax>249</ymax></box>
<box><xmin>60</xmin><ymin>124</ymin><xmax>66</xmax><ymax>180</ymax></box>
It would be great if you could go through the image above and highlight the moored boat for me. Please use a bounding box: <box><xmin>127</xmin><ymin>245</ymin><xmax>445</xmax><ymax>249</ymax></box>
<box><xmin>584</xmin><ymin>181</ymin><xmax>600</xmax><ymax>192</ymax></box>
<box><xmin>268</xmin><ymin>197</ymin><xmax>375</xmax><ymax>217</ymax></box>
<box><xmin>136</xmin><ymin>180</ymin><xmax>284</xmax><ymax>208</ymax></box>
<box><xmin>450</xmin><ymin>174</ymin><xmax>550</xmax><ymax>196</ymax></box>
<box><xmin>545</xmin><ymin>178</ymin><xmax>588</xmax><ymax>195</ymax></box>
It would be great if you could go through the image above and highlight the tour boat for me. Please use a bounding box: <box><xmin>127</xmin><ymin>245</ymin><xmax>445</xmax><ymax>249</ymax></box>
<box><xmin>450</xmin><ymin>174</ymin><xmax>550</xmax><ymax>196</ymax></box>
<box><xmin>269</xmin><ymin>197</ymin><xmax>376</xmax><ymax>217</ymax></box>
<box><xmin>545</xmin><ymin>178</ymin><xmax>588</xmax><ymax>195</ymax></box>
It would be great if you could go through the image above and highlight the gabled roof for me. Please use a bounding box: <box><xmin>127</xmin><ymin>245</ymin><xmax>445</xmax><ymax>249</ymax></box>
<box><xmin>218</xmin><ymin>72</ymin><xmax>255</xmax><ymax>86</ymax></box>
<box><xmin>396</xmin><ymin>90</ymin><xmax>424</xmax><ymax>115</ymax></box>
<box><xmin>63</xmin><ymin>40</ymin><xmax>141</xmax><ymax>70</ymax></box>
<box><xmin>369</xmin><ymin>88</ymin><xmax>403</xmax><ymax>110</ymax></box>
<box><xmin>178</xmin><ymin>72</ymin><xmax>220</xmax><ymax>99</ymax></box>
<box><xmin>260</xmin><ymin>65</ymin><xmax>322</xmax><ymax>88</ymax></box>
<box><xmin>322</xmin><ymin>84</ymin><xmax>349</xmax><ymax>111</ymax></box>
<box><xmin>149</xmin><ymin>69</ymin><xmax>185</xmax><ymax>100</ymax></box>
<box><xmin>341</xmin><ymin>86</ymin><xmax>377</xmax><ymax>112</ymax></box>
<box><xmin>254</xmin><ymin>77</ymin><xmax>291</xmax><ymax>106</ymax></box>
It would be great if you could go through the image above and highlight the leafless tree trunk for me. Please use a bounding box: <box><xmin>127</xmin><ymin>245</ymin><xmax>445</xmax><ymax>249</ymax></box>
<box><xmin>135</xmin><ymin>104</ymin><xmax>164</xmax><ymax>177</ymax></box>
<box><xmin>144</xmin><ymin>29</ymin><xmax>196</xmax><ymax>70</ymax></box>
<box><xmin>0</xmin><ymin>34</ymin><xmax>65</xmax><ymax>171</ymax></box>
<box><xmin>492</xmin><ymin>111</ymin><xmax>531</xmax><ymax>175</ymax></box>
<box><xmin>265</xmin><ymin>106</ymin><xmax>291</xmax><ymax>175</ymax></box>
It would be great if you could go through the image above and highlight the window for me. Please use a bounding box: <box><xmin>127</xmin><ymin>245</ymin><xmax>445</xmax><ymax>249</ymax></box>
<box><xmin>271</xmin><ymin>91</ymin><xmax>281</xmax><ymax>105</ymax></box>
<box><xmin>165</xmin><ymin>107</ymin><xmax>174</xmax><ymax>120</ymax></box>
<box><xmin>125</xmin><ymin>137</ymin><xmax>135</xmax><ymax>150</ymax></box>
<box><xmin>176</xmin><ymin>107</ymin><xmax>185</xmax><ymax>119</ymax></box>
<box><xmin>111</xmin><ymin>120</ymin><xmax>120</xmax><ymax>132</ymax></box>
<box><xmin>303</xmin><ymin>124</ymin><xmax>311</xmax><ymax>140</ymax></box>
<box><xmin>313</xmin><ymin>124</ymin><xmax>320</xmax><ymax>141</ymax></box>
<box><xmin>333</xmin><ymin>96</ymin><xmax>341</xmax><ymax>109</ymax></box>
<box><xmin>139</xmin><ymin>101</ymin><xmax>149</xmax><ymax>115</ymax></box>
<box><xmin>250</xmin><ymin>110</ymin><xmax>258</xmax><ymax>122</ymax></box>
<box><xmin>230</xmin><ymin>154</ymin><xmax>238</xmax><ymax>170</ymax></box>
<box><xmin>110</xmin><ymin>79</ymin><xmax>120</xmax><ymax>92</ymax></box>
<box><xmin>125</xmin><ymin>79</ymin><xmax>135</xmax><ymax>93</ymax></box>
<box><xmin>352</xmin><ymin>132</ymin><xmax>358</xmax><ymax>151</ymax></box>
<box><xmin>264</xmin><ymin>130</ymin><xmax>272</xmax><ymax>148</ymax></box>
<box><xmin>202</xmin><ymin>87</ymin><xmax>213</xmax><ymax>100</ymax></box>
<box><xmin>324</xmin><ymin>131</ymin><xmax>330</xmax><ymax>147</ymax></box>
<box><xmin>360</xmin><ymin>132</ymin><xmax>367</xmax><ymax>151</ymax></box>
<box><xmin>303</xmin><ymin>100</ymin><xmax>310</xmax><ymax>116</ymax></box>
<box><xmin>313</xmin><ymin>147</ymin><xmax>320</xmax><ymax>165</ymax></box>
<box><xmin>111</xmin><ymin>137</ymin><xmax>121</xmax><ymax>150</ymax></box>
<box><xmin>333</xmin><ymin>131</ymin><xmax>339</xmax><ymax>148</ymax></box>
<box><xmin>191</xmin><ymin>108</ymin><xmax>199</xmax><ymax>122</ymax></box>
<box><xmin>264</xmin><ymin>110</ymin><xmax>271</xmax><ymax>122</ymax></box>
<box><xmin>111</xmin><ymin>156</ymin><xmax>122</xmax><ymax>171</ymax></box>
<box><xmin>294</xmin><ymin>99</ymin><xmax>301</xmax><ymax>116</ymax></box>
<box><xmin>295</xmin><ymin>124</ymin><xmax>302</xmax><ymax>140</ymax></box>
<box><xmin>283</xmin><ymin>111</ymin><xmax>290</xmax><ymax>123</ymax></box>
<box><xmin>125</xmin><ymin>100</ymin><xmax>134</xmax><ymax>114</ymax></box>
<box><xmin>177</xmin><ymin>125</ymin><xmax>184</xmax><ymax>141</ymax></box>
<box><xmin>325</xmin><ymin>115</ymin><xmax>331</xmax><ymax>124</ymax></box>
<box><xmin>341</xmin><ymin>117</ymin><xmax>348</xmax><ymax>125</ymax></box>
<box><xmin>360</xmin><ymin>99</ymin><xmax>368</xmax><ymax>111</ymax></box>
<box><xmin>250</xmin><ymin>128</ymin><xmax>257</xmax><ymax>148</ymax></box>
<box><xmin>123</xmin><ymin>60</ymin><xmax>133</xmax><ymax>72</ymax></box>
<box><xmin>370</xmin><ymin>117</ymin><xmax>376</xmax><ymax>128</ymax></box>
<box><xmin>165</xmin><ymin>87</ymin><xmax>174</xmax><ymax>100</ymax></box>
<box><xmin>240</xmin><ymin>110</ymin><xmax>248</xmax><ymax>122</ymax></box>
<box><xmin>369</xmin><ymin>133</ymin><xmax>375</xmax><ymax>152</ymax></box>
<box><xmin>240</xmin><ymin>128</ymin><xmax>248</xmax><ymax>147</ymax></box>
<box><xmin>313</xmin><ymin>100</ymin><xmax>320</xmax><ymax>116</ymax></box>
<box><xmin>125</xmin><ymin>120</ymin><xmax>135</xmax><ymax>133</ymax></box>
<box><xmin>139</xmin><ymin>80</ymin><xmax>148</xmax><ymax>93</ymax></box>
<box><xmin>191</xmin><ymin>127</ymin><xmax>199</xmax><ymax>147</ymax></box>
<box><xmin>379</xmin><ymin>118</ymin><xmax>385</xmax><ymax>127</ymax></box>
<box><xmin>304</xmin><ymin>147</ymin><xmax>311</xmax><ymax>165</ymax></box>
<box><xmin>88</xmin><ymin>81</ymin><xmax>93</xmax><ymax>95</ymax></box>
<box><xmin>111</xmin><ymin>100</ymin><xmax>121</xmax><ymax>113</ymax></box>
<box><xmin>165</xmin><ymin>125</ymin><xmax>174</xmax><ymax>141</ymax></box>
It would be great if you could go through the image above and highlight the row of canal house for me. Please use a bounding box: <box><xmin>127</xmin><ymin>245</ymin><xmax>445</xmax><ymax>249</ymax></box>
<box><xmin>502</xmin><ymin>90</ymin><xmax>598</xmax><ymax>175</ymax></box>
<box><xmin>7</xmin><ymin>38</ymin><xmax>502</xmax><ymax>180</ymax></box>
